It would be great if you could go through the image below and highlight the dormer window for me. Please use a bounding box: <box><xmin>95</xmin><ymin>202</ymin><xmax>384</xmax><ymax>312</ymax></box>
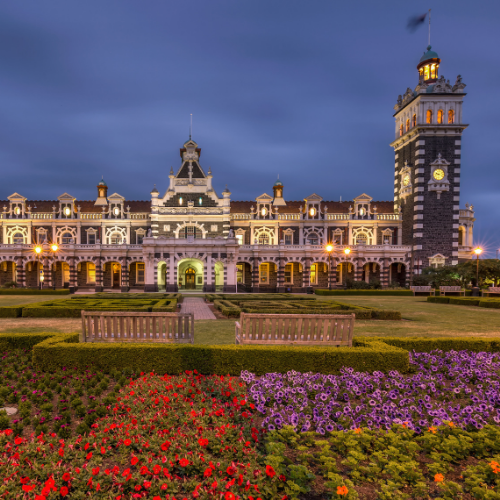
<box><xmin>261</xmin><ymin>207</ymin><xmax>267</xmax><ymax>217</ymax></box>
<box><xmin>426</xmin><ymin>110</ymin><xmax>433</xmax><ymax>124</ymax></box>
<box><xmin>64</xmin><ymin>207</ymin><xmax>71</xmax><ymax>217</ymax></box>
<box><xmin>14</xmin><ymin>207</ymin><xmax>21</xmax><ymax>215</ymax></box>
<box><xmin>199</xmin><ymin>197</ymin><xmax>202</xmax><ymax>206</ymax></box>
<box><xmin>113</xmin><ymin>207</ymin><xmax>120</xmax><ymax>216</ymax></box>
<box><xmin>359</xmin><ymin>208</ymin><xmax>365</xmax><ymax>216</ymax></box>
<box><xmin>309</xmin><ymin>207</ymin><xmax>316</xmax><ymax>217</ymax></box>
<box><xmin>179</xmin><ymin>197</ymin><xmax>183</xmax><ymax>205</ymax></box>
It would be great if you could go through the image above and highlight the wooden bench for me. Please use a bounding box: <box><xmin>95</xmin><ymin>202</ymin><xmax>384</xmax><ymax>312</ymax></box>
<box><xmin>439</xmin><ymin>286</ymin><xmax>465</xmax><ymax>296</ymax></box>
<box><xmin>482</xmin><ymin>287</ymin><xmax>500</xmax><ymax>297</ymax></box>
<box><xmin>235</xmin><ymin>312</ymin><xmax>355</xmax><ymax>346</ymax></box>
<box><xmin>80</xmin><ymin>311</ymin><xmax>194</xmax><ymax>343</ymax></box>
<box><xmin>411</xmin><ymin>286</ymin><xmax>435</xmax><ymax>296</ymax></box>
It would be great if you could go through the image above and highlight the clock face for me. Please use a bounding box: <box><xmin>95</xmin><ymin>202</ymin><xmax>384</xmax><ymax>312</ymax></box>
<box><xmin>403</xmin><ymin>174</ymin><xmax>410</xmax><ymax>186</ymax></box>
<box><xmin>433</xmin><ymin>169</ymin><xmax>445</xmax><ymax>181</ymax></box>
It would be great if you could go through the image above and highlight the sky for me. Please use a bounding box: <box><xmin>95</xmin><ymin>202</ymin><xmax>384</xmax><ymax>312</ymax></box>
<box><xmin>0</xmin><ymin>0</ymin><xmax>499</xmax><ymax>256</ymax></box>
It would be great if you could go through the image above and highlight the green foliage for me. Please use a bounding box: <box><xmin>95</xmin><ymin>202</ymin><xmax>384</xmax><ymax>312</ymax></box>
<box><xmin>0</xmin><ymin>306</ymin><xmax>23</xmax><ymax>317</ymax></box>
<box><xmin>213</xmin><ymin>299</ymin><xmax>241</xmax><ymax>317</ymax></box>
<box><xmin>0</xmin><ymin>288</ymin><xmax>70</xmax><ymax>295</ymax></box>
<box><xmin>422</xmin><ymin>265</ymin><xmax>463</xmax><ymax>288</ymax></box>
<box><xmin>427</xmin><ymin>296</ymin><xmax>500</xmax><ymax>309</ymax></box>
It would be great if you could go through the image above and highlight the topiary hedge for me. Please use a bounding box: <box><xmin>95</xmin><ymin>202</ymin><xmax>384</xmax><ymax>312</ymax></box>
<box><xmin>427</xmin><ymin>296</ymin><xmax>500</xmax><ymax>308</ymax></box>
<box><xmin>0</xmin><ymin>289</ymin><xmax>70</xmax><ymax>295</ymax></box>
<box><xmin>25</xmin><ymin>333</ymin><xmax>409</xmax><ymax>375</ymax></box>
<box><xmin>315</xmin><ymin>289</ymin><xmax>413</xmax><ymax>296</ymax></box>
<box><xmin>357</xmin><ymin>336</ymin><xmax>500</xmax><ymax>353</ymax></box>
<box><xmin>0</xmin><ymin>306</ymin><xmax>23</xmax><ymax>318</ymax></box>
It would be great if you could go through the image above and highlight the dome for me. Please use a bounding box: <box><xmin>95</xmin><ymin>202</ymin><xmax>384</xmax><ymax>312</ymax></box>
<box><xmin>98</xmin><ymin>178</ymin><xmax>107</xmax><ymax>186</ymax></box>
<box><xmin>274</xmin><ymin>179</ymin><xmax>283</xmax><ymax>186</ymax></box>
<box><xmin>419</xmin><ymin>45</ymin><xmax>439</xmax><ymax>63</ymax></box>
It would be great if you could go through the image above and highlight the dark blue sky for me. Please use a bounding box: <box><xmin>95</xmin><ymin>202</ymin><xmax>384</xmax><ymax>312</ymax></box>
<box><xmin>1</xmin><ymin>1</ymin><xmax>499</xmax><ymax>256</ymax></box>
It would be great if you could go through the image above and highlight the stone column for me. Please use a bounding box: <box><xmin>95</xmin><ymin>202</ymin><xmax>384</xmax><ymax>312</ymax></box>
<box><xmin>69</xmin><ymin>257</ymin><xmax>78</xmax><ymax>292</ymax></box>
<box><xmin>95</xmin><ymin>258</ymin><xmax>103</xmax><ymax>292</ymax></box>
<box><xmin>277</xmin><ymin>258</ymin><xmax>286</xmax><ymax>293</ymax></box>
<box><xmin>121</xmin><ymin>257</ymin><xmax>129</xmax><ymax>292</ymax></box>
<box><xmin>144</xmin><ymin>256</ymin><xmax>157</xmax><ymax>292</ymax></box>
<box><xmin>204</xmin><ymin>254</ymin><xmax>214</xmax><ymax>293</ymax></box>
<box><xmin>43</xmin><ymin>259</ymin><xmax>51</xmax><ymax>288</ymax></box>
<box><xmin>328</xmin><ymin>257</ymin><xmax>337</xmax><ymax>289</ymax></box>
<box><xmin>380</xmin><ymin>259</ymin><xmax>389</xmax><ymax>288</ymax></box>
<box><xmin>354</xmin><ymin>259</ymin><xmax>364</xmax><ymax>283</ymax></box>
<box><xmin>303</xmin><ymin>258</ymin><xmax>311</xmax><ymax>291</ymax></box>
<box><xmin>223</xmin><ymin>261</ymin><xmax>237</xmax><ymax>293</ymax></box>
<box><xmin>251</xmin><ymin>257</ymin><xmax>260</xmax><ymax>293</ymax></box>
<box><xmin>16</xmin><ymin>257</ymin><xmax>25</xmax><ymax>287</ymax></box>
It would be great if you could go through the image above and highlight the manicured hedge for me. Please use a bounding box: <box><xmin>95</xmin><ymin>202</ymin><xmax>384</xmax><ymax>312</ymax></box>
<box><xmin>315</xmin><ymin>289</ymin><xmax>413</xmax><ymax>296</ymax></box>
<box><xmin>0</xmin><ymin>306</ymin><xmax>23</xmax><ymax>318</ymax></box>
<box><xmin>427</xmin><ymin>296</ymin><xmax>500</xmax><ymax>308</ymax></box>
<box><xmin>0</xmin><ymin>289</ymin><xmax>70</xmax><ymax>295</ymax></box>
<box><xmin>71</xmin><ymin>293</ymin><xmax>180</xmax><ymax>300</ymax></box>
<box><xmin>357</xmin><ymin>336</ymin><xmax>500</xmax><ymax>353</ymax></box>
<box><xmin>26</xmin><ymin>334</ymin><xmax>409</xmax><ymax>375</ymax></box>
<box><xmin>0</xmin><ymin>332</ymin><xmax>79</xmax><ymax>349</ymax></box>
<box><xmin>427</xmin><ymin>296</ymin><xmax>451</xmax><ymax>304</ymax></box>
<box><xmin>213</xmin><ymin>300</ymin><xmax>241</xmax><ymax>317</ymax></box>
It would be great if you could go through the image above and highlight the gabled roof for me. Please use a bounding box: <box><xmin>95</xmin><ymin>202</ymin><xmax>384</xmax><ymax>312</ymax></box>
<box><xmin>256</xmin><ymin>193</ymin><xmax>273</xmax><ymax>202</ymax></box>
<box><xmin>354</xmin><ymin>193</ymin><xmax>373</xmax><ymax>202</ymax></box>
<box><xmin>7</xmin><ymin>193</ymin><xmax>27</xmax><ymax>201</ymax></box>
<box><xmin>304</xmin><ymin>193</ymin><xmax>323</xmax><ymax>202</ymax></box>
<box><xmin>107</xmin><ymin>192</ymin><xmax>125</xmax><ymax>201</ymax></box>
<box><xmin>176</xmin><ymin>161</ymin><xmax>205</xmax><ymax>179</ymax></box>
<box><xmin>58</xmin><ymin>193</ymin><xmax>76</xmax><ymax>201</ymax></box>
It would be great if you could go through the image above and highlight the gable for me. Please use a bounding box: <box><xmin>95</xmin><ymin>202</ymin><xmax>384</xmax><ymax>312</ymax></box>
<box><xmin>57</xmin><ymin>193</ymin><xmax>76</xmax><ymax>201</ymax></box>
<box><xmin>354</xmin><ymin>193</ymin><xmax>373</xmax><ymax>202</ymax></box>
<box><xmin>7</xmin><ymin>192</ymin><xmax>26</xmax><ymax>202</ymax></box>
<box><xmin>304</xmin><ymin>193</ymin><xmax>323</xmax><ymax>202</ymax></box>
<box><xmin>256</xmin><ymin>193</ymin><xmax>273</xmax><ymax>202</ymax></box>
<box><xmin>176</xmin><ymin>161</ymin><xmax>205</xmax><ymax>179</ymax></box>
<box><xmin>107</xmin><ymin>192</ymin><xmax>125</xmax><ymax>202</ymax></box>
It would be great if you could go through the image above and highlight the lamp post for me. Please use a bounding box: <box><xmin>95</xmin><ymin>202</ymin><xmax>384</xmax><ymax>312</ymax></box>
<box><xmin>50</xmin><ymin>244</ymin><xmax>59</xmax><ymax>290</ymax></box>
<box><xmin>34</xmin><ymin>245</ymin><xmax>43</xmax><ymax>290</ymax></box>
<box><xmin>473</xmin><ymin>247</ymin><xmax>482</xmax><ymax>296</ymax></box>
<box><xmin>326</xmin><ymin>244</ymin><xmax>333</xmax><ymax>290</ymax></box>
<box><xmin>344</xmin><ymin>247</ymin><xmax>351</xmax><ymax>288</ymax></box>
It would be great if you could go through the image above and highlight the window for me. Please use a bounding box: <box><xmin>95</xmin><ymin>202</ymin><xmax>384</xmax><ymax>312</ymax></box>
<box><xmin>399</xmin><ymin>124</ymin><xmax>403</xmax><ymax>136</ymax></box>
<box><xmin>179</xmin><ymin>226</ymin><xmax>202</xmax><ymax>239</ymax></box>
<box><xmin>87</xmin><ymin>233</ymin><xmax>96</xmax><ymax>245</ymax></box>
<box><xmin>87</xmin><ymin>262</ymin><xmax>96</xmax><ymax>283</ymax></box>
<box><xmin>37</xmin><ymin>232</ymin><xmax>47</xmax><ymax>244</ymax></box>
<box><xmin>426</xmin><ymin>109</ymin><xmax>433</xmax><ymax>124</ymax></box>
<box><xmin>284</xmin><ymin>233</ymin><xmax>292</xmax><ymax>245</ymax></box>
<box><xmin>307</xmin><ymin>233</ymin><xmax>319</xmax><ymax>245</ymax></box>
<box><xmin>310</xmin><ymin>264</ymin><xmax>317</xmax><ymax>285</ymax></box>
<box><xmin>412</xmin><ymin>114</ymin><xmax>416</xmax><ymax>127</ymax></box>
<box><xmin>430</xmin><ymin>64</ymin><xmax>436</xmax><ymax>80</ymax></box>
<box><xmin>259</xmin><ymin>263</ymin><xmax>269</xmax><ymax>284</ymax></box>
<box><xmin>405</xmin><ymin>119</ymin><xmax>410</xmax><ymax>132</ymax></box>
<box><xmin>424</xmin><ymin>65</ymin><xmax>430</xmax><ymax>81</ymax></box>
<box><xmin>211</xmin><ymin>225</ymin><xmax>217</xmax><ymax>232</ymax></box>
<box><xmin>437</xmin><ymin>109</ymin><xmax>444</xmax><ymax>124</ymax></box>
<box><xmin>237</xmin><ymin>264</ymin><xmax>244</xmax><ymax>283</ymax></box>
<box><xmin>179</xmin><ymin>197</ymin><xmax>183</xmax><ymax>205</ymax></box>
<box><xmin>236</xmin><ymin>234</ymin><xmax>243</xmax><ymax>245</ymax></box>
<box><xmin>448</xmin><ymin>109</ymin><xmax>455</xmax><ymax>124</ymax></box>
<box><xmin>258</xmin><ymin>233</ymin><xmax>270</xmax><ymax>245</ymax></box>
<box><xmin>62</xmin><ymin>263</ymin><xmax>70</xmax><ymax>284</ymax></box>
<box><xmin>137</xmin><ymin>263</ymin><xmax>145</xmax><ymax>283</ymax></box>
<box><xmin>356</xmin><ymin>234</ymin><xmax>368</xmax><ymax>245</ymax></box>
<box><xmin>110</xmin><ymin>233</ymin><xmax>123</xmax><ymax>244</ymax></box>
<box><xmin>458</xmin><ymin>227</ymin><xmax>464</xmax><ymax>246</ymax></box>
<box><xmin>14</xmin><ymin>207</ymin><xmax>21</xmax><ymax>216</ymax></box>
<box><xmin>199</xmin><ymin>197</ymin><xmax>202</xmax><ymax>206</ymax></box>
<box><xmin>113</xmin><ymin>207</ymin><xmax>120</xmax><ymax>216</ymax></box>
<box><xmin>61</xmin><ymin>232</ymin><xmax>73</xmax><ymax>245</ymax></box>
<box><xmin>284</xmin><ymin>263</ymin><xmax>293</xmax><ymax>284</ymax></box>
<box><xmin>13</xmin><ymin>233</ymin><xmax>24</xmax><ymax>244</ymax></box>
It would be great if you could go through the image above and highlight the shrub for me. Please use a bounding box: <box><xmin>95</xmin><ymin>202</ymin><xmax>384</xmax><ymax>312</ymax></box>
<box><xmin>427</xmin><ymin>296</ymin><xmax>450</xmax><ymax>304</ymax></box>
<box><xmin>0</xmin><ymin>288</ymin><xmax>70</xmax><ymax>295</ymax></box>
<box><xmin>0</xmin><ymin>306</ymin><xmax>22</xmax><ymax>317</ymax></box>
<box><xmin>213</xmin><ymin>300</ymin><xmax>241</xmax><ymax>317</ymax></box>
<box><xmin>315</xmin><ymin>289</ymin><xmax>413</xmax><ymax>296</ymax></box>
<box><xmin>478</xmin><ymin>299</ymin><xmax>500</xmax><ymax>309</ymax></box>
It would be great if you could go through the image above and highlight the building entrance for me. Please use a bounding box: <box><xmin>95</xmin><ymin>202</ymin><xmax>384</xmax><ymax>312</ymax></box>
<box><xmin>185</xmin><ymin>268</ymin><xmax>196</xmax><ymax>289</ymax></box>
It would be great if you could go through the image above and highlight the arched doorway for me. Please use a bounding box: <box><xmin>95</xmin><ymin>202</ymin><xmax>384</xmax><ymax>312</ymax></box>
<box><xmin>157</xmin><ymin>261</ymin><xmax>167</xmax><ymax>291</ymax></box>
<box><xmin>102</xmin><ymin>262</ymin><xmax>121</xmax><ymax>289</ymax></box>
<box><xmin>177</xmin><ymin>259</ymin><xmax>204</xmax><ymax>291</ymax></box>
<box><xmin>185</xmin><ymin>267</ymin><xmax>196</xmax><ymax>290</ymax></box>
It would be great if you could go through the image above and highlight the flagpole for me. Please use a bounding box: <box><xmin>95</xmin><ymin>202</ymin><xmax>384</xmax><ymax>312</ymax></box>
<box><xmin>428</xmin><ymin>9</ymin><xmax>431</xmax><ymax>46</ymax></box>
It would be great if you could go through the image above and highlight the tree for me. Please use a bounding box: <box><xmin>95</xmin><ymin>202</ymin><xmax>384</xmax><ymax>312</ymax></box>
<box><xmin>457</xmin><ymin>259</ymin><xmax>500</xmax><ymax>287</ymax></box>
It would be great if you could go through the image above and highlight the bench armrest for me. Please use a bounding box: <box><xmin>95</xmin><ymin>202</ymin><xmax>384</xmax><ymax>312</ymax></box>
<box><xmin>235</xmin><ymin>321</ymin><xmax>241</xmax><ymax>345</ymax></box>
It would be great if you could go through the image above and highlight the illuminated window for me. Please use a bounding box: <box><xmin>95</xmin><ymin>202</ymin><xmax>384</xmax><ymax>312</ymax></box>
<box><xmin>426</xmin><ymin>109</ymin><xmax>433</xmax><ymax>124</ymax></box>
<box><xmin>399</xmin><ymin>124</ymin><xmax>403</xmax><ymax>136</ymax></box>
<box><xmin>236</xmin><ymin>234</ymin><xmax>243</xmax><ymax>245</ymax></box>
<box><xmin>179</xmin><ymin>197</ymin><xmax>183</xmax><ymax>205</ymax></box>
<box><xmin>437</xmin><ymin>109</ymin><xmax>444</xmax><ymax>124</ymax></box>
<box><xmin>430</xmin><ymin>64</ymin><xmax>436</xmax><ymax>79</ymax></box>
<box><xmin>359</xmin><ymin>207</ymin><xmax>365</xmax><ymax>216</ymax></box>
<box><xmin>310</xmin><ymin>264</ymin><xmax>317</xmax><ymax>285</ymax></box>
<box><xmin>113</xmin><ymin>207</ymin><xmax>120</xmax><ymax>216</ymax></box>
<box><xmin>412</xmin><ymin>114</ymin><xmax>416</xmax><ymax>127</ymax></box>
<box><xmin>259</xmin><ymin>263</ymin><xmax>269</xmax><ymax>284</ymax></box>
<box><xmin>14</xmin><ymin>207</ymin><xmax>21</xmax><ymax>215</ymax></box>
<box><xmin>13</xmin><ymin>232</ymin><xmax>24</xmax><ymax>244</ymax></box>
<box><xmin>236</xmin><ymin>264</ymin><xmax>244</xmax><ymax>283</ymax></box>
<box><xmin>261</xmin><ymin>207</ymin><xmax>267</xmax><ymax>217</ymax></box>
<box><xmin>61</xmin><ymin>232</ymin><xmax>73</xmax><ymax>245</ymax></box>
<box><xmin>137</xmin><ymin>263</ymin><xmax>145</xmax><ymax>283</ymax></box>
<box><xmin>448</xmin><ymin>109</ymin><xmax>455</xmax><ymax>124</ymax></box>
<box><xmin>199</xmin><ymin>197</ymin><xmax>202</xmax><ymax>206</ymax></box>
<box><xmin>64</xmin><ymin>207</ymin><xmax>71</xmax><ymax>217</ymax></box>
<box><xmin>424</xmin><ymin>65</ymin><xmax>430</xmax><ymax>81</ymax></box>
<box><xmin>87</xmin><ymin>262</ymin><xmax>96</xmax><ymax>283</ymax></box>
<box><xmin>309</xmin><ymin>207</ymin><xmax>316</xmax><ymax>217</ymax></box>
<box><xmin>62</xmin><ymin>263</ymin><xmax>70</xmax><ymax>284</ymax></box>
<box><xmin>405</xmin><ymin>119</ymin><xmax>410</xmax><ymax>132</ymax></box>
<box><xmin>284</xmin><ymin>263</ymin><xmax>293</xmax><ymax>284</ymax></box>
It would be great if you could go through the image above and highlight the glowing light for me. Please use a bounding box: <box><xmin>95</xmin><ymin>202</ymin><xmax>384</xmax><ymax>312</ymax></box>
<box><xmin>34</xmin><ymin>246</ymin><xmax>42</xmax><ymax>254</ymax></box>
<box><xmin>261</xmin><ymin>207</ymin><xmax>267</xmax><ymax>216</ymax></box>
<box><xmin>113</xmin><ymin>207</ymin><xmax>120</xmax><ymax>216</ymax></box>
<box><xmin>179</xmin><ymin>197</ymin><xmax>183</xmax><ymax>205</ymax></box>
<box><xmin>64</xmin><ymin>207</ymin><xmax>71</xmax><ymax>216</ymax></box>
<box><xmin>326</xmin><ymin>244</ymin><xmax>333</xmax><ymax>253</ymax></box>
<box><xmin>309</xmin><ymin>207</ymin><xmax>316</xmax><ymax>217</ymax></box>
<box><xmin>51</xmin><ymin>244</ymin><xmax>59</xmax><ymax>252</ymax></box>
<box><xmin>474</xmin><ymin>247</ymin><xmax>482</xmax><ymax>256</ymax></box>
<box><xmin>344</xmin><ymin>248</ymin><xmax>351</xmax><ymax>255</ymax></box>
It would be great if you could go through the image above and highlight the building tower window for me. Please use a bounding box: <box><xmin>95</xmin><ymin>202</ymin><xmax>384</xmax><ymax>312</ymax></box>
<box><xmin>437</xmin><ymin>109</ymin><xmax>444</xmax><ymax>124</ymax></box>
<box><xmin>412</xmin><ymin>114</ymin><xmax>416</xmax><ymax>127</ymax></box>
<box><xmin>399</xmin><ymin>124</ymin><xmax>403</xmax><ymax>136</ymax></box>
<box><xmin>405</xmin><ymin>119</ymin><xmax>410</xmax><ymax>132</ymax></box>
<box><xmin>426</xmin><ymin>109</ymin><xmax>433</xmax><ymax>124</ymax></box>
<box><xmin>448</xmin><ymin>109</ymin><xmax>455</xmax><ymax>124</ymax></box>
<box><xmin>13</xmin><ymin>233</ymin><xmax>24</xmax><ymax>244</ymax></box>
<box><xmin>258</xmin><ymin>233</ymin><xmax>270</xmax><ymax>245</ymax></box>
<box><xmin>61</xmin><ymin>232</ymin><xmax>73</xmax><ymax>245</ymax></box>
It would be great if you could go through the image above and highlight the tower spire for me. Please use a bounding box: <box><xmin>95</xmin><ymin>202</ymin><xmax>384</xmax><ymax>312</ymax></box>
<box><xmin>428</xmin><ymin>9</ymin><xmax>431</xmax><ymax>46</ymax></box>
<box><xmin>189</xmin><ymin>114</ymin><xmax>192</xmax><ymax>140</ymax></box>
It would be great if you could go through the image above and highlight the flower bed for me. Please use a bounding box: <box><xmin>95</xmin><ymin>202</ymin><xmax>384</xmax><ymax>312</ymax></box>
<box><xmin>243</xmin><ymin>349</ymin><xmax>500</xmax><ymax>434</ymax></box>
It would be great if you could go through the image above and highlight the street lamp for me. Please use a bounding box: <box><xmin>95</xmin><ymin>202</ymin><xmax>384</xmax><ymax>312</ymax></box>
<box><xmin>326</xmin><ymin>244</ymin><xmax>333</xmax><ymax>290</ymax></box>
<box><xmin>474</xmin><ymin>247</ymin><xmax>482</xmax><ymax>288</ymax></box>
<box><xmin>34</xmin><ymin>245</ymin><xmax>43</xmax><ymax>289</ymax></box>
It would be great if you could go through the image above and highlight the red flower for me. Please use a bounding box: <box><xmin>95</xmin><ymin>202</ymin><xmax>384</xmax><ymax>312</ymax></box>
<box><xmin>266</xmin><ymin>465</ymin><xmax>276</xmax><ymax>478</ymax></box>
<box><xmin>14</xmin><ymin>437</ymin><xmax>23</xmax><ymax>445</ymax></box>
<box><xmin>198</xmin><ymin>438</ymin><xmax>209</xmax><ymax>447</ymax></box>
<box><xmin>60</xmin><ymin>486</ymin><xmax>69</xmax><ymax>496</ymax></box>
<box><xmin>279</xmin><ymin>474</ymin><xmax>287</xmax><ymax>482</ymax></box>
<box><xmin>92</xmin><ymin>467</ymin><xmax>100</xmax><ymax>476</ymax></box>
<box><xmin>144</xmin><ymin>481</ymin><xmax>151</xmax><ymax>489</ymax></box>
<box><xmin>226</xmin><ymin>465</ymin><xmax>237</xmax><ymax>476</ymax></box>
<box><xmin>86</xmin><ymin>452</ymin><xmax>93</xmax><ymax>460</ymax></box>
<box><xmin>124</xmin><ymin>439</ymin><xmax>132</xmax><ymax>446</ymax></box>
<box><xmin>131</xmin><ymin>456</ymin><xmax>139</xmax><ymax>465</ymax></box>
<box><xmin>22</xmin><ymin>485</ymin><xmax>36</xmax><ymax>492</ymax></box>
<box><xmin>179</xmin><ymin>458</ymin><xmax>190</xmax><ymax>467</ymax></box>
<box><xmin>134</xmin><ymin>484</ymin><xmax>142</xmax><ymax>491</ymax></box>
<box><xmin>62</xmin><ymin>472</ymin><xmax>71</xmax><ymax>481</ymax></box>
<box><xmin>225</xmin><ymin>493</ymin><xmax>236</xmax><ymax>500</ymax></box>
<box><xmin>204</xmin><ymin>468</ymin><xmax>213</xmax><ymax>477</ymax></box>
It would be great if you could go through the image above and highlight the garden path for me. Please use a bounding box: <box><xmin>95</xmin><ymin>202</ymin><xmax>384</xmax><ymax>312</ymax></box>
<box><xmin>180</xmin><ymin>297</ymin><xmax>216</xmax><ymax>320</ymax></box>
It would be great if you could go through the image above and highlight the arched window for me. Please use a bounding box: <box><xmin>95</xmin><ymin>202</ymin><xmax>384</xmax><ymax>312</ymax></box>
<box><xmin>355</xmin><ymin>233</ymin><xmax>368</xmax><ymax>245</ymax></box>
<box><xmin>61</xmin><ymin>232</ymin><xmax>73</xmax><ymax>245</ymax></box>
<box><xmin>258</xmin><ymin>233</ymin><xmax>270</xmax><ymax>245</ymax></box>
<box><xmin>437</xmin><ymin>109</ymin><xmax>444</xmax><ymax>124</ymax></box>
<box><xmin>458</xmin><ymin>227</ymin><xmax>465</xmax><ymax>246</ymax></box>
<box><xmin>412</xmin><ymin>114</ymin><xmax>416</xmax><ymax>127</ymax></box>
<box><xmin>307</xmin><ymin>233</ymin><xmax>319</xmax><ymax>245</ymax></box>
<box><xmin>399</xmin><ymin>124</ymin><xmax>403</xmax><ymax>136</ymax></box>
<box><xmin>179</xmin><ymin>226</ymin><xmax>203</xmax><ymax>239</ymax></box>
<box><xmin>405</xmin><ymin>119</ymin><xmax>410</xmax><ymax>132</ymax></box>
<box><xmin>448</xmin><ymin>109</ymin><xmax>455</xmax><ymax>124</ymax></box>
<box><xmin>110</xmin><ymin>233</ymin><xmax>123</xmax><ymax>244</ymax></box>
<box><xmin>13</xmin><ymin>233</ymin><xmax>24</xmax><ymax>244</ymax></box>
<box><xmin>426</xmin><ymin>110</ymin><xmax>433</xmax><ymax>124</ymax></box>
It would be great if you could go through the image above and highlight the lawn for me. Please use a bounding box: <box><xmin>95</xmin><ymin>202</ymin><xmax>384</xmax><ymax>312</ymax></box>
<box><xmin>1</xmin><ymin>295</ymin><xmax>500</xmax><ymax>342</ymax></box>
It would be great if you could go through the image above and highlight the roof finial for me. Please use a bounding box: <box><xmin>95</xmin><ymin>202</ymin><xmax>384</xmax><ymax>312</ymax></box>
<box><xmin>428</xmin><ymin>8</ymin><xmax>431</xmax><ymax>47</ymax></box>
<box><xmin>189</xmin><ymin>113</ymin><xmax>192</xmax><ymax>140</ymax></box>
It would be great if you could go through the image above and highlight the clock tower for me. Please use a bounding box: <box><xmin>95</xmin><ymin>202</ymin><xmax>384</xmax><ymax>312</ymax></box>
<box><xmin>390</xmin><ymin>45</ymin><xmax>467</xmax><ymax>275</ymax></box>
